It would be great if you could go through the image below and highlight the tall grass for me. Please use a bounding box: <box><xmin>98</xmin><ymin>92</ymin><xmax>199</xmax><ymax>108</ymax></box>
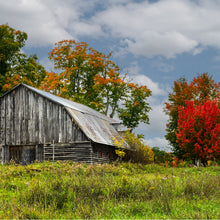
<box><xmin>0</xmin><ymin>161</ymin><xmax>219</xmax><ymax>219</ymax></box>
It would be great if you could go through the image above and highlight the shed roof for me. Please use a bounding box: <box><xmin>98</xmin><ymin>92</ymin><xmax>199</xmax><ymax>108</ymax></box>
<box><xmin>13</xmin><ymin>84</ymin><xmax>129</xmax><ymax>148</ymax></box>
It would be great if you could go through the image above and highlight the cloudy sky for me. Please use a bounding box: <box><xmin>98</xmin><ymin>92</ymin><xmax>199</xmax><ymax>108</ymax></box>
<box><xmin>1</xmin><ymin>0</ymin><xmax>220</xmax><ymax>151</ymax></box>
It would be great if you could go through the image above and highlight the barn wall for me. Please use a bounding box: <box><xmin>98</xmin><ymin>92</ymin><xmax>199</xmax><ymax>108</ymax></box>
<box><xmin>0</xmin><ymin>85</ymin><xmax>88</xmax><ymax>148</ymax></box>
<box><xmin>92</xmin><ymin>142</ymin><xmax>117</xmax><ymax>164</ymax></box>
<box><xmin>44</xmin><ymin>142</ymin><xmax>92</xmax><ymax>164</ymax></box>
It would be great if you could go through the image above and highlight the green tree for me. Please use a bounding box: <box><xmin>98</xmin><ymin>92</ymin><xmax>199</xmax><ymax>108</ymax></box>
<box><xmin>118</xmin><ymin>83</ymin><xmax>151</xmax><ymax>130</ymax></box>
<box><xmin>3</xmin><ymin>54</ymin><xmax>46</xmax><ymax>91</ymax></box>
<box><xmin>0</xmin><ymin>24</ymin><xmax>46</xmax><ymax>94</ymax></box>
<box><xmin>114</xmin><ymin>130</ymin><xmax>154</xmax><ymax>164</ymax></box>
<box><xmin>0</xmin><ymin>24</ymin><xmax>27</xmax><ymax>94</ymax></box>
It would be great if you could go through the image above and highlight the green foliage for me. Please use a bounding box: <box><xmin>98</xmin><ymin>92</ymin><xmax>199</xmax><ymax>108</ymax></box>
<box><xmin>152</xmin><ymin>147</ymin><xmax>173</xmax><ymax>164</ymax></box>
<box><xmin>0</xmin><ymin>24</ymin><xmax>27</xmax><ymax>94</ymax></box>
<box><xmin>118</xmin><ymin>84</ymin><xmax>151</xmax><ymax>130</ymax></box>
<box><xmin>115</xmin><ymin>131</ymin><xmax>154</xmax><ymax>164</ymax></box>
<box><xmin>0</xmin><ymin>162</ymin><xmax>219</xmax><ymax>219</ymax></box>
<box><xmin>3</xmin><ymin>54</ymin><xmax>46</xmax><ymax>91</ymax></box>
<box><xmin>0</xmin><ymin>24</ymin><xmax>46</xmax><ymax>95</ymax></box>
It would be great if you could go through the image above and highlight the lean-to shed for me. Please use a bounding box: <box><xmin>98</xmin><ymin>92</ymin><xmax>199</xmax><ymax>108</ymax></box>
<box><xmin>0</xmin><ymin>83</ymin><xmax>129</xmax><ymax>164</ymax></box>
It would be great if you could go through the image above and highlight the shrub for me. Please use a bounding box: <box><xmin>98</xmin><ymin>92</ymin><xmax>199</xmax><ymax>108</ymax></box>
<box><xmin>115</xmin><ymin>131</ymin><xmax>154</xmax><ymax>164</ymax></box>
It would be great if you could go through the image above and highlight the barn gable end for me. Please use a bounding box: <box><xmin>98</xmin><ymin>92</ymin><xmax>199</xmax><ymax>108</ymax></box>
<box><xmin>0</xmin><ymin>84</ymin><xmax>127</xmax><ymax>164</ymax></box>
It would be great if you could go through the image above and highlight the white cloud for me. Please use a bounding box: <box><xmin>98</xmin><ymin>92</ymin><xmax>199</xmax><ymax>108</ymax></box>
<box><xmin>139</xmin><ymin>102</ymin><xmax>168</xmax><ymax>133</ymax></box>
<box><xmin>145</xmin><ymin>137</ymin><xmax>171</xmax><ymax>152</ymax></box>
<box><xmin>124</xmin><ymin>31</ymin><xmax>198</xmax><ymax>58</ymax></box>
<box><xmin>0</xmin><ymin>0</ymin><xmax>73</xmax><ymax>46</ymax></box>
<box><xmin>92</xmin><ymin>0</ymin><xmax>220</xmax><ymax>58</ymax></box>
<box><xmin>132</xmin><ymin>74</ymin><xmax>165</xmax><ymax>96</ymax></box>
<box><xmin>0</xmin><ymin>0</ymin><xmax>103</xmax><ymax>47</ymax></box>
<box><xmin>39</xmin><ymin>56</ymin><xmax>54</xmax><ymax>72</ymax></box>
<box><xmin>2</xmin><ymin>0</ymin><xmax>220</xmax><ymax>58</ymax></box>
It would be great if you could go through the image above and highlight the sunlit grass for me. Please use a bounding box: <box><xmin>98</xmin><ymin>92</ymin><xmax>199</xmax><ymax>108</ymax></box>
<box><xmin>0</xmin><ymin>161</ymin><xmax>219</xmax><ymax>219</ymax></box>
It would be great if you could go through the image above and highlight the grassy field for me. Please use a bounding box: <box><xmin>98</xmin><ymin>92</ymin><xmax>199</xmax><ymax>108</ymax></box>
<box><xmin>0</xmin><ymin>161</ymin><xmax>219</xmax><ymax>219</ymax></box>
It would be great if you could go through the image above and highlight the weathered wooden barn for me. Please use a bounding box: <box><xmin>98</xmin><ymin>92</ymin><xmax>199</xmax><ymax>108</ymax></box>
<box><xmin>0</xmin><ymin>83</ymin><xmax>129</xmax><ymax>164</ymax></box>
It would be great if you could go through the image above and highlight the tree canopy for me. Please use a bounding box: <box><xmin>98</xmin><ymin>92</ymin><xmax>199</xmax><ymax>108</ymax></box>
<box><xmin>0</xmin><ymin>24</ymin><xmax>46</xmax><ymax>95</ymax></box>
<box><xmin>48</xmin><ymin>39</ymin><xmax>152</xmax><ymax>130</ymax></box>
<box><xmin>165</xmin><ymin>73</ymin><xmax>220</xmax><ymax>159</ymax></box>
<box><xmin>176</xmin><ymin>100</ymin><xmax>220</xmax><ymax>165</ymax></box>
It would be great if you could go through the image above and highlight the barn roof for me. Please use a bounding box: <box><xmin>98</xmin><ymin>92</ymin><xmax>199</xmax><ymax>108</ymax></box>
<box><xmin>12</xmin><ymin>84</ymin><xmax>129</xmax><ymax>148</ymax></box>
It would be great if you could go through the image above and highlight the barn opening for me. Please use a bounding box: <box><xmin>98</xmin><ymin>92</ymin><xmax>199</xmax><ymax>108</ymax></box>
<box><xmin>9</xmin><ymin>145</ymin><xmax>36</xmax><ymax>164</ymax></box>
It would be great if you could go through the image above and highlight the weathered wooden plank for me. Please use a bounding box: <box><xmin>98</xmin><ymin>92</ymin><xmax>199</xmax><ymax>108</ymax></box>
<box><xmin>5</xmin><ymin>95</ymin><xmax>11</xmax><ymax>145</ymax></box>
<box><xmin>15</xmin><ymin>88</ymin><xmax>20</xmax><ymax>145</ymax></box>
<box><xmin>28</xmin><ymin>91</ymin><xmax>33</xmax><ymax>143</ymax></box>
<box><xmin>20</xmin><ymin>87</ymin><xmax>25</xmax><ymax>144</ymax></box>
<box><xmin>25</xmin><ymin>88</ymin><xmax>29</xmax><ymax>144</ymax></box>
<box><xmin>64</xmin><ymin>110</ymin><xmax>67</xmax><ymax>143</ymax></box>
<box><xmin>0</xmin><ymin>98</ymin><xmax>5</xmax><ymax>145</ymax></box>
<box><xmin>38</xmin><ymin>95</ymin><xmax>43</xmax><ymax>143</ymax></box>
<box><xmin>58</xmin><ymin>106</ymin><xmax>62</xmax><ymax>143</ymax></box>
<box><xmin>35</xmin><ymin>93</ymin><xmax>39</xmax><ymax>142</ymax></box>
<box><xmin>11</xmin><ymin>91</ymin><xmax>15</xmax><ymax>145</ymax></box>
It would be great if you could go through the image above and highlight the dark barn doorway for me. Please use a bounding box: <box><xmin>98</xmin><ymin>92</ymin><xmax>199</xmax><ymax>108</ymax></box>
<box><xmin>9</xmin><ymin>145</ymin><xmax>36</xmax><ymax>164</ymax></box>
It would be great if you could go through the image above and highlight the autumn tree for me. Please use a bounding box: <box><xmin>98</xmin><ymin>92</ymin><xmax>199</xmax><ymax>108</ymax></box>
<box><xmin>49</xmin><ymin>40</ymin><xmax>103</xmax><ymax>109</ymax></box>
<box><xmin>49</xmin><ymin>40</ymin><xmax>152</xmax><ymax>130</ymax></box>
<box><xmin>94</xmin><ymin>56</ymin><xmax>128</xmax><ymax>117</ymax></box>
<box><xmin>0</xmin><ymin>24</ymin><xmax>46</xmax><ymax>94</ymax></box>
<box><xmin>176</xmin><ymin>100</ymin><xmax>220</xmax><ymax>165</ymax></box>
<box><xmin>39</xmin><ymin>71</ymin><xmax>63</xmax><ymax>95</ymax></box>
<box><xmin>165</xmin><ymin>73</ymin><xmax>220</xmax><ymax>158</ymax></box>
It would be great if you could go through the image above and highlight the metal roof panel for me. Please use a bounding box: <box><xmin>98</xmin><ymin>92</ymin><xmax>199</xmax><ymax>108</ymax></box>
<box><xmin>66</xmin><ymin>107</ymin><xmax>130</xmax><ymax>148</ymax></box>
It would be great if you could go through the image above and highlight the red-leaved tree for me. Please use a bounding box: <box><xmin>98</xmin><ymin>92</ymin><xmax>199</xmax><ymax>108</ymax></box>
<box><xmin>176</xmin><ymin>100</ymin><xmax>220</xmax><ymax>165</ymax></box>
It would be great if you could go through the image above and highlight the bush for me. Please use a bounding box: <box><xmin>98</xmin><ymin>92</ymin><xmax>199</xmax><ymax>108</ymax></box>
<box><xmin>115</xmin><ymin>131</ymin><xmax>154</xmax><ymax>164</ymax></box>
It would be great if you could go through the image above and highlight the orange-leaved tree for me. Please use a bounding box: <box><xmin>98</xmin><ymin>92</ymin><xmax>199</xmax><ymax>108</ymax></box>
<box><xmin>49</xmin><ymin>40</ymin><xmax>104</xmax><ymax>109</ymax></box>
<box><xmin>176</xmin><ymin>100</ymin><xmax>220</xmax><ymax>165</ymax></box>
<box><xmin>49</xmin><ymin>40</ymin><xmax>152</xmax><ymax>130</ymax></box>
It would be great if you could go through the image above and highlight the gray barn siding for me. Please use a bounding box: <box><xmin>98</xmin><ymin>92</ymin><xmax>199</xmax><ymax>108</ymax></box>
<box><xmin>0</xmin><ymin>86</ymin><xmax>90</xmax><ymax>163</ymax></box>
<box><xmin>92</xmin><ymin>143</ymin><xmax>117</xmax><ymax>164</ymax></box>
<box><xmin>44</xmin><ymin>142</ymin><xmax>92</xmax><ymax>164</ymax></box>
<box><xmin>0</xmin><ymin>86</ymin><xmax>88</xmax><ymax>147</ymax></box>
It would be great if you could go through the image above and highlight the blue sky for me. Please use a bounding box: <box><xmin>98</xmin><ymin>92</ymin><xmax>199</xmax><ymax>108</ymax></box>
<box><xmin>1</xmin><ymin>0</ymin><xmax>220</xmax><ymax>151</ymax></box>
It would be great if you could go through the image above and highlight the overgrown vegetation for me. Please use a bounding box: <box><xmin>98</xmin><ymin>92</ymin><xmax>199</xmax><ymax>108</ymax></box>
<box><xmin>0</xmin><ymin>161</ymin><xmax>219</xmax><ymax>219</ymax></box>
<box><xmin>114</xmin><ymin>131</ymin><xmax>154</xmax><ymax>164</ymax></box>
